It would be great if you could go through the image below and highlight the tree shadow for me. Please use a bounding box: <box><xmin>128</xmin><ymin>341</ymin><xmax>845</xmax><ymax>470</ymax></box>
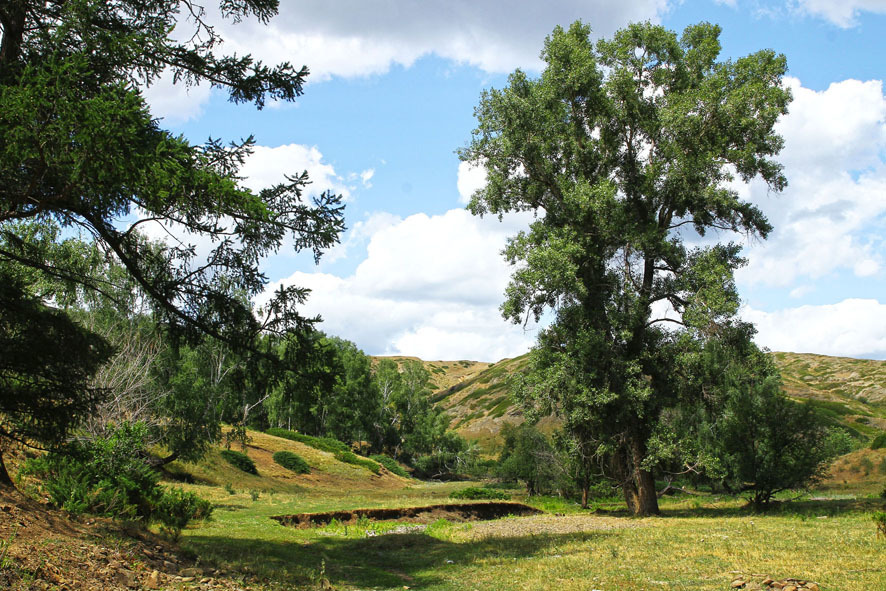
<box><xmin>660</xmin><ymin>495</ymin><xmax>884</xmax><ymax>518</ymax></box>
<box><xmin>185</xmin><ymin>528</ymin><xmax>613</xmax><ymax>589</ymax></box>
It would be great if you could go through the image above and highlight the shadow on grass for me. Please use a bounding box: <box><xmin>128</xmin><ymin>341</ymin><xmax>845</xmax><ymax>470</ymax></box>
<box><xmin>659</xmin><ymin>495</ymin><xmax>885</xmax><ymax>518</ymax></box>
<box><xmin>184</xmin><ymin>528</ymin><xmax>612</xmax><ymax>589</ymax></box>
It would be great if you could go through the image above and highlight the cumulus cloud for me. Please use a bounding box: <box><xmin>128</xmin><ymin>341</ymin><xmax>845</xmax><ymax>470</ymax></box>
<box><xmin>239</xmin><ymin>143</ymin><xmax>353</xmax><ymax>199</ymax></box>
<box><xmin>259</xmin><ymin>208</ymin><xmax>539</xmax><ymax>360</ymax></box>
<box><xmin>211</xmin><ymin>1</ymin><xmax>668</xmax><ymax>80</ymax></box>
<box><xmin>793</xmin><ymin>0</ymin><xmax>886</xmax><ymax>28</ymax></box>
<box><xmin>141</xmin><ymin>70</ymin><xmax>212</xmax><ymax>124</ymax></box>
<box><xmin>742</xmin><ymin>299</ymin><xmax>886</xmax><ymax>359</ymax></box>
<box><xmin>736</xmin><ymin>77</ymin><xmax>886</xmax><ymax>287</ymax></box>
<box><xmin>457</xmin><ymin>161</ymin><xmax>488</xmax><ymax>204</ymax></box>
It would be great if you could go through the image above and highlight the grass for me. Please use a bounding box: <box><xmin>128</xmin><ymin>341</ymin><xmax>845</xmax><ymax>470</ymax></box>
<box><xmin>175</xmin><ymin>479</ymin><xmax>886</xmax><ymax>591</ymax></box>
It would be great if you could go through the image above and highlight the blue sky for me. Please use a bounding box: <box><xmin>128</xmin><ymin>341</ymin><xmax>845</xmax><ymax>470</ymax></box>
<box><xmin>143</xmin><ymin>0</ymin><xmax>886</xmax><ymax>361</ymax></box>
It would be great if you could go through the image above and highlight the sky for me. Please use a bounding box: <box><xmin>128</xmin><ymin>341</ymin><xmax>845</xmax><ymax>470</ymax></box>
<box><xmin>143</xmin><ymin>0</ymin><xmax>886</xmax><ymax>361</ymax></box>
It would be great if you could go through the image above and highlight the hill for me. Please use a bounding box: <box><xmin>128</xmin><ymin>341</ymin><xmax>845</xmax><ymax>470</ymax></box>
<box><xmin>384</xmin><ymin>352</ymin><xmax>886</xmax><ymax>448</ymax></box>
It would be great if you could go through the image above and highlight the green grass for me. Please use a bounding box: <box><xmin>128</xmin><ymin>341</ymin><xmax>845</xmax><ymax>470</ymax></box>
<box><xmin>177</xmin><ymin>479</ymin><xmax>886</xmax><ymax>591</ymax></box>
<box><xmin>265</xmin><ymin>428</ymin><xmax>351</xmax><ymax>454</ymax></box>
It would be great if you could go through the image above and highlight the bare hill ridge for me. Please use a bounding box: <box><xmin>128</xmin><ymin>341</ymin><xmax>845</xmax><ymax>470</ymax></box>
<box><xmin>373</xmin><ymin>352</ymin><xmax>886</xmax><ymax>447</ymax></box>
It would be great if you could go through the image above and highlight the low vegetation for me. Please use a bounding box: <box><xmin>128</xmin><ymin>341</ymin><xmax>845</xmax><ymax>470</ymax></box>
<box><xmin>219</xmin><ymin>449</ymin><xmax>258</xmax><ymax>475</ymax></box>
<box><xmin>272</xmin><ymin>451</ymin><xmax>310</xmax><ymax>474</ymax></box>
<box><xmin>449</xmin><ymin>487</ymin><xmax>510</xmax><ymax>500</ymax></box>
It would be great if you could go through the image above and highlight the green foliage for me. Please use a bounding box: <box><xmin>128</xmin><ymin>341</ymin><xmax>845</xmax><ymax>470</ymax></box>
<box><xmin>713</xmin><ymin>371</ymin><xmax>852</xmax><ymax>508</ymax></box>
<box><xmin>154</xmin><ymin>487</ymin><xmax>213</xmax><ymax>540</ymax></box>
<box><xmin>0</xmin><ymin>269</ymin><xmax>114</xmax><ymax>483</ymax></box>
<box><xmin>19</xmin><ymin>423</ymin><xmax>211</xmax><ymax>533</ymax></box>
<box><xmin>449</xmin><ymin>487</ymin><xmax>510</xmax><ymax>501</ymax></box>
<box><xmin>266</xmin><ymin>428</ymin><xmax>350</xmax><ymax>454</ymax></box>
<box><xmin>219</xmin><ymin>450</ymin><xmax>258</xmax><ymax>475</ymax></box>
<box><xmin>333</xmin><ymin>451</ymin><xmax>380</xmax><ymax>474</ymax></box>
<box><xmin>870</xmin><ymin>433</ymin><xmax>886</xmax><ymax>450</ymax></box>
<box><xmin>497</xmin><ymin>423</ymin><xmax>559</xmax><ymax>496</ymax></box>
<box><xmin>461</xmin><ymin>20</ymin><xmax>791</xmax><ymax>516</ymax></box>
<box><xmin>369</xmin><ymin>454</ymin><xmax>409</xmax><ymax>478</ymax></box>
<box><xmin>0</xmin><ymin>0</ymin><xmax>345</xmax><ymax>349</ymax></box>
<box><xmin>273</xmin><ymin>451</ymin><xmax>310</xmax><ymax>474</ymax></box>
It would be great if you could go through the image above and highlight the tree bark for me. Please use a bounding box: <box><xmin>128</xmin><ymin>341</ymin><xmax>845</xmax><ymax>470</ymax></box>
<box><xmin>0</xmin><ymin>450</ymin><xmax>15</xmax><ymax>488</ymax></box>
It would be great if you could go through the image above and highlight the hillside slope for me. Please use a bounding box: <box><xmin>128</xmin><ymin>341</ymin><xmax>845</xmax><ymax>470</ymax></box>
<box><xmin>398</xmin><ymin>352</ymin><xmax>886</xmax><ymax>446</ymax></box>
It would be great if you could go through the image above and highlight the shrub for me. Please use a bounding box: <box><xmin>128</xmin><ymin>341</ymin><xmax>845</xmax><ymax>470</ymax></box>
<box><xmin>19</xmin><ymin>423</ymin><xmax>212</xmax><ymax>534</ymax></box>
<box><xmin>219</xmin><ymin>449</ymin><xmax>257</xmax><ymax>474</ymax></box>
<box><xmin>369</xmin><ymin>454</ymin><xmax>409</xmax><ymax>478</ymax></box>
<box><xmin>449</xmin><ymin>487</ymin><xmax>510</xmax><ymax>500</ymax></box>
<box><xmin>871</xmin><ymin>433</ymin><xmax>886</xmax><ymax>450</ymax></box>
<box><xmin>266</xmin><ymin>428</ymin><xmax>350</xmax><ymax>454</ymax></box>
<box><xmin>273</xmin><ymin>451</ymin><xmax>310</xmax><ymax>474</ymax></box>
<box><xmin>154</xmin><ymin>487</ymin><xmax>213</xmax><ymax>540</ymax></box>
<box><xmin>333</xmin><ymin>450</ymin><xmax>380</xmax><ymax>474</ymax></box>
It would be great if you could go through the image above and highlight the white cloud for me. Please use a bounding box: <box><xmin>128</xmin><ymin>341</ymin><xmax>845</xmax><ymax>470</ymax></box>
<box><xmin>141</xmin><ymin>70</ymin><xmax>212</xmax><ymax>124</ymax></box>
<box><xmin>239</xmin><ymin>143</ymin><xmax>352</xmax><ymax>199</ymax></box>
<box><xmin>457</xmin><ymin>161</ymin><xmax>488</xmax><ymax>204</ymax></box>
<box><xmin>742</xmin><ymin>299</ymin><xmax>886</xmax><ymax>359</ymax></box>
<box><xmin>793</xmin><ymin>0</ymin><xmax>886</xmax><ymax>28</ymax></box>
<box><xmin>211</xmin><ymin>1</ymin><xmax>669</xmax><ymax>80</ymax></box>
<box><xmin>736</xmin><ymin>77</ymin><xmax>886</xmax><ymax>288</ymax></box>
<box><xmin>259</xmin><ymin>208</ymin><xmax>539</xmax><ymax>360</ymax></box>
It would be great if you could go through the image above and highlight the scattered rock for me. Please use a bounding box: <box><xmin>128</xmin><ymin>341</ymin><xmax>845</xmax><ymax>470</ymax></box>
<box><xmin>145</xmin><ymin>569</ymin><xmax>161</xmax><ymax>589</ymax></box>
<box><xmin>180</xmin><ymin>566</ymin><xmax>203</xmax><ymax>577</ymax></box>
<box><xmin>729</xmin><ymin>575</ymin><xmax>821</xmax><ymax>590</ymax></box>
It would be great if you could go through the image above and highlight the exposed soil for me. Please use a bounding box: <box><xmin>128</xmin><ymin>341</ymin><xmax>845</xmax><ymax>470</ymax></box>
<box><xmin>271</xmin><ymin>501</ymin><xmax>542</xmax><ymax>528</ymax></box>
<box><xmin>0</xmin><ymin>487</ymin><xmax>259</xmax><ymax>590</ymax></box>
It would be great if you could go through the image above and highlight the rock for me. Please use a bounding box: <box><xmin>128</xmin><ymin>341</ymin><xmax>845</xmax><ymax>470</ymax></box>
<box><xmin>180</xmin><ymin>567</ymin><xmax>203</xmax><ymax>577</ymax></box>
<box><xmin>145</xmin><ymin>570</ymin><xmax>161</xmax><ymax>589</ymax></box>
<box><xmin>806</xmin><ymin>584</ymin><xmax>819</xmax><ymax>591</ymax></box>
<box><xmin>762</xmin><ymin>578</ymin><xmax>774</xmax><ymax>586</ymax></box>
<box><xmin>783</xmin><ymin>586</ymin><xmax>797</xmax><ymax>591</ymax></box>
<box><xmin>181</xmin><ymin>576</ymin><xmax>195</xmax><ymax>582</ymax></box>
<box><xmin>115</xmin><ymin>568</ymin><xmax>139</xmax><ymax>588</ymax></box>
<box><xmin>162</xmin><ymin>560</ymin><xmax>178</xmax><ymax>573</ymax></box>
<box><xmin>731</xmin><ymin>579</ymin><xmax>746</xmax><ymax>589</ymax></box>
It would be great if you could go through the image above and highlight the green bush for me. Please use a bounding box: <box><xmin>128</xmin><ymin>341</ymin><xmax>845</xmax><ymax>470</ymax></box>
<box><xmin>273</xmin><ymin>451</ymin><xmax>310</xmax><ymax>474</ymax></box>
<box><xmin>873</xmin><ymin>511</ymin><xmax>886</xmax><ymax>539</ymax></box>
<box><xmin>369</xmin><ymin>454</ymin><xmax>409</xmax><ymax>478</ymax></box>
<box><xmin>219</xmin><ymin>449</ymin><xmax>257</xmax><ymax>474</ymax></box>
<box><xmin>266</xmin><ymin>428</ymin><xmax>350</xmax><ymax>454</ymax></box>
<box><xmin>449</xmin><ymin>487</ymin><xmax>510</xmax><ymax>500</ymax></box>
<box><xmin>871</xmin><ymin>433</ymin><xmax>886</xmax><ymax>450</ymax></box>
<box><xmin>154</xmin><ymin>487</ymin><xmax>213</xmax><ymax>539</ymax></box>
<box><xmin>333</xmin><ymin>450</ymin><xmax>380</xmax><ymax>474</ymax></box>
<box><xmin>19</xmin><ymin>423</ymin><xmax>212</xmax><ymax>534</ymax></box>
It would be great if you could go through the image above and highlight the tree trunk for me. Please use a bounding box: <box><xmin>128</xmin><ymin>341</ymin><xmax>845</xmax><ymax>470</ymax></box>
<box><xmin>634</xmin><ymin>468</ymin><xmax>660</xmax><ymax>515</ymax></box>
<box><xmin>581</xmin><ymin>483</ymin><xmax>589</xmax><ymax>509</ymax></box>
<box><xmin>0</xmin><ymin>450</ymin><xmax>15</xmax><ymax>488</ymax></box>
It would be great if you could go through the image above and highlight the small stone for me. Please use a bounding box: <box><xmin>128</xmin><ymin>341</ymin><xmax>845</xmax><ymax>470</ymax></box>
<box><xmin>180</xmin><ymin>567</ymin><xmax>203</xmax><ymax>577</ymax></box>
<box><xmin>783</xmin><ymin>586</ymin><xmax>797</xmax><ymax>591</ymax></box>
<box><xmin>181</xmin><ymin>576</ymin><xmax>195</xmax><ymax>582</ymax></box>
<box><xmin>731</xmin><ymin>579</ymin><xmax>746</xmax><ymax>589</ymax></box>
<box><xmin>762</xmin><ymin>578</ymin><xmax>774</xmax><ymax>586</ymax></box>
<box><xmin>115</xmin><ymin>569</ymin><xmax>139</xmax><ymax>588</ymax></box>
<box><xmin>770</xmin><ymin>584</ymin><xmax>784</xmax><ymax>589</ymax></box>
<box><xmin>806</xmin><ymin>584</ymin><xmax>819</xmax><ymax>591</ymax></box>
<box><xmin>145</xmin><ymin>570</ymin><xmax>161</xmax><ymax>589</ymax></box>
<box><xmin>163</xmin><ymin>561</ymin><xmax>178</xmax><ymax>573</ymax></box>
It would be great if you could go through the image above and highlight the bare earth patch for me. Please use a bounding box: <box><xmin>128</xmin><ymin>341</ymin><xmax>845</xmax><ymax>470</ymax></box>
<box><xmin>460</xmin><ymin>513</ymin><xmax>642</xmax><ymax>540</ymax></box>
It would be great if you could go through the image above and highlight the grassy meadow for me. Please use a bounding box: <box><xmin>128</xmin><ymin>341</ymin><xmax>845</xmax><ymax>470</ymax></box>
<box><xmin>163</xmin><ymin>429</ymin><xmax>886</xmax><ymax>591</ymax></box>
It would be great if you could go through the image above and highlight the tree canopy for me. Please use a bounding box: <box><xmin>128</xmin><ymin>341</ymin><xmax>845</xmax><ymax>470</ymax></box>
<box><xmin>0</xmin><ymin>0</ymin><xmax>345</xmax><ymax>346</ymax></box>
<box><xmin>0</xmin><ymin>0</ymin><xmax>345</xmax><ymax>480</ymax></box>
<box><xmin>460</xmin><ymin>21</ymin><xmax>791</xmax><ymax>515</ymax></box>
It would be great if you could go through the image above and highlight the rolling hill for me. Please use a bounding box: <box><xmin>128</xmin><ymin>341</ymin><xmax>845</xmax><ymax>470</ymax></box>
<box><xmin>375</xmin><ymin>352</ymin><xmax>886</xmax><ymax>449</ymax></box>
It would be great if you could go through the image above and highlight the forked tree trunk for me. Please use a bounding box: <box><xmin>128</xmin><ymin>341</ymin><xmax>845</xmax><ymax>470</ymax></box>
<box><xmin>619</xmin><ymin>437</ymin><xmax>661</xmax><ymax>516</ymax></box>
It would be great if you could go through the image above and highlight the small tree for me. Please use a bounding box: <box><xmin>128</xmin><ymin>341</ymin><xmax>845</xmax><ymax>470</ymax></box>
<box><xmin>498</xmin><ymin>422</ymin><xmax>557</xmax><ymax>496</ymax></box>
<box><xmin>714</xmin><ymin>372</ymin><xmax>851</xmax><ymax>508</ymax></box>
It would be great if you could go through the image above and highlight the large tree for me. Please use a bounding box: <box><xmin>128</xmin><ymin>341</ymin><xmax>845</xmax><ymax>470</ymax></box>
<box><xmin>0</xmin><ymin>1</ymin><xmax>344</xmax><ymax>481</ymax></box>
<box><xmin>460</xmin><ymin>21</ymin><xmax>791</xmax><ymax>515</ymax></box>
